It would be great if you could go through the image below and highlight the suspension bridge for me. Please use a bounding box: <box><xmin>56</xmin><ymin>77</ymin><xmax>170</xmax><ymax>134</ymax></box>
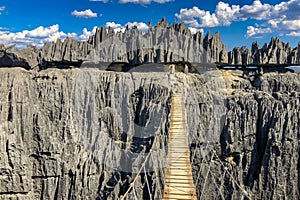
<box><xmin>119</xmin><ymin>71</ymin><xmax>251</xmax><ymax>200</ymax></box>
<box><xmin>163</xmin><ymin>93</ymin><xmax>196</xmax><ymax>199</ymax></box>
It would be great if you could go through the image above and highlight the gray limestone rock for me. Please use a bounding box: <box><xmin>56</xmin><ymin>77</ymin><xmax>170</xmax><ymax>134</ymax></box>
<box><xmin>13</xmin><ymin>45</ymin><xmax>40</xmax><ymax>69</ymax></box>
<box><xmin>0</xmin><ymin>19</ymin><xmax>227</xmax><ymax>70</ymax></box>
<box><xmin>228</xmin><ymin>37</ymin><xmax>300</xmax><ymax>66</ymax></box>
<box><xmin>1</xmin><ymin>25</ymin><xmax>299</xmax><ymax>70</ymax></box>
<box><xmin>0</xmin><ymin>51</ymin><xmax>30</xmax><ymax>69</ymax></box>
<box><xmin>86</xmin><ymin>19</ymin><xmax>227</xmax><ymax>65</ymax></box>
<box><xmin>0</xmin><ymin>67</ymin><xmax>299</xmax><ymax>199</ymax></box>
<box><xmin>40</xmin><ymin>38</ymin><xmax>93</xmax><ymax>67</ymax></box>
<box><xmin>228</xmin><ymin>46</ymin><xmax>251</xmax><ymax>66</ymax></box>
<box><xmin>0</xmin><ymin>68</ymin><xmax>172</xmax><ymax>200</ymax></box>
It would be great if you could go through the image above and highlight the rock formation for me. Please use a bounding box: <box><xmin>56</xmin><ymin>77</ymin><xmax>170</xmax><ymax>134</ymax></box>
<box><xmin>228</xmin><ymin>37</ymin><xmax>300</xmax><ymax>65</ymax></box>
<box><xmin>228</xmin><ymin>46</ymin><xmax>252</xmax><ymax>66</ymax></box>
<box><xmin>0</xmin><ymin>66</ymin><xmax>299</xmax><ymax>199</ymax></box>
<box><xmin>0</xmin><ymin>18</ymin><xmax>228</xmax><ymax>70</ymax></box>
<box><xmin>2</xmin><ymin>18</ymin><xmax>300</xmax><ymax>70</ymax></box>
<box><xmin>86</xmin><ymin>18</ymin><xmax>228</xmax><ymax>64</ymax></box>
<box><xmin>40</xmin><ymin>38</ymin><xmax>92</xmax><ymax>68</ymax></box>
<box><xmin>203</xmin><ymin>31</ymin><xmax>228</xmax><ymax>63</ymax></box>
<box><xmin>0</xmin><ymin>16</ymin><xmax>299</xmax><ymax>200</ymax></box>
<box><xmin>13</xmin><ymin>45</ymin><xmax>40</xmax><ymax>69</ymax></box>
<box><xmin>0</xmin><ymin>45</ymin><xmax>31</xmax><ymax>70</ymax></box>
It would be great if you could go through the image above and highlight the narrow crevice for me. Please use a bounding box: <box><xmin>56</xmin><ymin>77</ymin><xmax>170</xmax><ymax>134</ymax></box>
<box><xmin>245</xmin><ymin>95</ymin><xmax>263</xmax><ymax>188</ymax></box>
<box><xmin>6</xmin><ymin>140</ymin><xmax>13</xmax><ymax>168</ymax></box>
<box><xmin>0</xmin><ymin>191</ymin><xmax>29</xmax><ymax>195</ymax></box>
<box><xmin>7</xmin><ymin>84</ymin><xmax>13</xmax><ymax>122</ymax></box>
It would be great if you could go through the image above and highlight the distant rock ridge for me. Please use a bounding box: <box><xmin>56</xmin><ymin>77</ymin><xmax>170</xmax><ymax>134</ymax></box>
<box><xmin>40</xmin><ymin>38</ymin><xmax>92</xmax><ymax>66</ymax></box>
<box><xmin>0</xmin><ymin>18</ymin><xmax>299</xmax><ymax>70</ymax></box>
<box><xmin>85</xmin><ymin>17</ymin><xmax>227</xmax><ymax>65</ymax></box>
<box><xmin>0</xmin><ymin>44</ymin><xmax>32</xmax><ymax>69</ymax></box>
<box><xmin>228</xmin><ymin>37</ymin><xmax>300</xmax><ymax>66</ymax></box>
<box><xmin>0</xmin><ymin>18</ymin><xmax>227</xmax><ymax>69</ymax></box>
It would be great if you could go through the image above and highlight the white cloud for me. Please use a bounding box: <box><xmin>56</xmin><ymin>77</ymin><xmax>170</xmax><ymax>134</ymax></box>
<box><xmin>215</xmin><ymin>2</ymin><xmax>241</xmax><ymax>25</ymax></box>
<box><xmin>0</xmin><ymin>6</ymin><xmax>5</xmax><ymax>14</ymax></box>
<box><xmin>105</xmin><ymin>22</ymin><xmax>124</xmax><ymax>32</ymax></box>
<box><xmin>119</xmin><ymin>0</ymin><xmax>172</xmax><ymax>4</ymax></box>
<box><xmin>279</xmin><ymin>19</ymin><xmax>300</xmax><ymax>31</ymax></box>
<box><xmin>175</xmin><ymin>0</ymin><xmax>300</xmax><ymax>38</ymax></box>
<box><xmin>175</xmin><ymin>1</ymin><xmax>272</xmax><ymax>28</ymax></box>
<box><xmin>272</xmin><ymin>0</ymin><xmax>300</xmax><ymax>20</ymax></box>
<box><xmin>0</xmin><ymin>22</ymin><xmax>150</xmax><ymax>49</ymax></box>
<box><xmin>175</xmin><ymin>2</ymin><xmax>241</xmax><ymax>28</ymax></box>
<box><xmin>175</xmin><ymin>7</ymin><xmax>219</xmax><ymax>28</ymax></box>
<box><xmin>79</xmin><ymin>26</ymin><xmax>98</xmax><ymax>40</ymax></box>
<box><xmin>268</xmin><ymin>0</ymin><xmax>300</xmax><ymax>36</ymax></box>
<box><xmin>125</xmin><ymin>22</ymin><xmax>149</xmax><ymax>31</ymax></box>
<box><xmin>240</xmin><ymin>0</ymin><xmax>272</xmax><ymax>20</ymax></box>
<box><xmin>26</xmin><ymin>25</ymin><xmax>61</xmax><ymax>38</ymax></box>
<box><xmin>0</xmin><ymin>25</ymin><xmax>98</xmax><ymax>49</ymax></box>
<box><xmin>286</xmin><ymin>31</ymin><xmax>300</xmax><ymax>36</ymax></box>
<box><xmin>263</xmin><ymin>0</ymin><xmax>300</xmax><ymax>36</ymax></box>
<box><xmin>71</xmin><ymin>9</ymin><xmax>98</xmax><ymax>18</ymax></box>
<box><xmin>105</xmin><ymin>21</ymin><xmax>149</xmax><ymax>32</ymax></box>
<box><xmin>188</xmin><ymin>27</ymin><xmax>204</xmax><ymax>34</ymax></box>
<box><xmin>0</xmin><ymin>25</ymin><xmax>67</xmax><ymax>48</ymax></box>
<box><xmin>245</xmin><ymin>26</ymin><xmax>272</xmax><ymax>38</ymax></box>
<box><xmin>267</xmin><ymin>19</ymin><xmax>282</xmax><ymax>29</ymax></box>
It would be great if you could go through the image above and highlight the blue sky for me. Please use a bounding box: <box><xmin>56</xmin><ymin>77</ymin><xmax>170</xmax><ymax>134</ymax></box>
<box><xmin>0</xmin><ymin>0</ymin><xmax>299</xmax><ymax>49</ymax></box>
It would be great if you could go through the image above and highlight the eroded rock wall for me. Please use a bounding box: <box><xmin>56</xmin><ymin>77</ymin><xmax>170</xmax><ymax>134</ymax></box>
<box><xmin>0</xmin><ymin>68</ymin><xmax>299</xmax><ymax>199</ymax></box>
<box><xmin>0</xmin><ymin>68</ymin><xmax>172</xmax><ymax>200</ymax></box>
<box><xmin>188</xmin><ymin>69</ymin><xmax>300</xmax><ymax>199</ymax></box>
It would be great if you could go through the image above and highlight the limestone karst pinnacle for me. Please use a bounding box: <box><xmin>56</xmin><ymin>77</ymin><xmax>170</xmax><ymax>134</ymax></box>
<box><xmin>228</xmin><ymin>37</ymin><xmax>300</xmax><ymax>66</ymax></box>
<box><xmin>0</xmin><ymin>18</ymin><xmax>299</xmax><ymax>70</ymax></box>
<box><xmin>0</xmin><ymin>18</ymin><xmax>227</xmax><ymax>69</ymax></box>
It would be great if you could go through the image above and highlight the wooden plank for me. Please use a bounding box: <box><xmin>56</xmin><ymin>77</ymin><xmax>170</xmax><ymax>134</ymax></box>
<box><xmin>163</xmin><ymin>93</ymin><xmax>197</xmax><ymax>200</ymax></box>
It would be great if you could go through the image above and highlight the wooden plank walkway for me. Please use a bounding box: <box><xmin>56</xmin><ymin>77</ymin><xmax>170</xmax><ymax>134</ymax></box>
<box><xmin>163</xmin><ymin>93</ymin><xmax>197</xmax><ymax>200</ymax></box>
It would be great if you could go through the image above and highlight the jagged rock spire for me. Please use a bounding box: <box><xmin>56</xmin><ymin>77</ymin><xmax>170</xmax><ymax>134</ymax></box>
<box><xmin>149</xmin><ymin>20</ymin><xmax>152</xmax><ymax>28</ymax></box>
<box><xmin>228</xmin><ymin>37</ymin><xmax>299</xmax><ymax>65</ymax></box>
<box><xmin>4</xmin><ymin>19</ymin><xmax>300</xmax><ymax>69</ymax></box>
<box><xmin>156</xmin><ymin>17</ymin><xmax>168</xmax><ymax>28</ymax></box>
